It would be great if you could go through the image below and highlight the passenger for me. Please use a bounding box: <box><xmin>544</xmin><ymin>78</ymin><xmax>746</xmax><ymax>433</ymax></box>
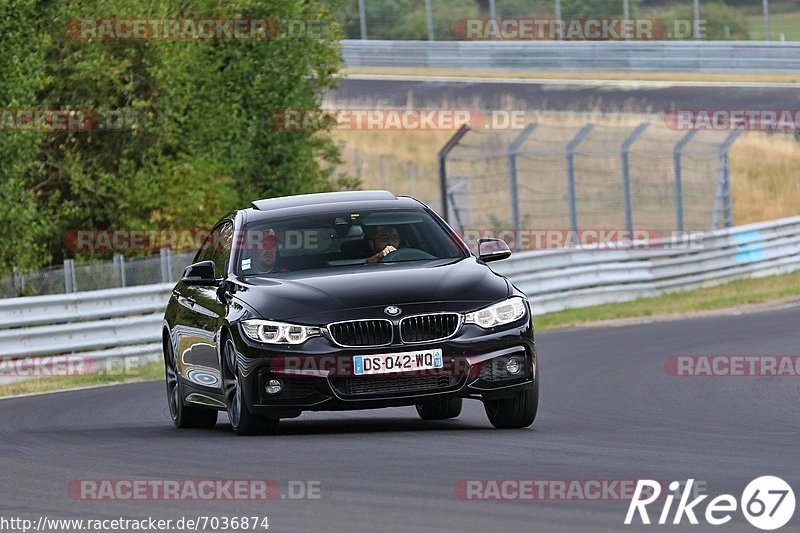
<box><xmin>253</xmin><ymin>229</ymin><xmax>279</xmax><ymax>273</ymax></box>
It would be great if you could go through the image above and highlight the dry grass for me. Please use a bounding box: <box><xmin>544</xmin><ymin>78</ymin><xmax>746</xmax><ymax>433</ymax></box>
<box><xmin>331</xmin><ymin>107</ymin><xmax>800</xmax><ymax>225</ymax></box>
<box><xmin>729</xmin><ymin>133</ymin><xmax>800</xmax><ymax>223</ymax></box>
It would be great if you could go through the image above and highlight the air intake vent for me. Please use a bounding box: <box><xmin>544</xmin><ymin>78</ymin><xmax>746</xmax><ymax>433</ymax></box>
<box><xmin>327</xmin><ymin>319</ymin><xmax>393</xmax><ymax>347</ymax></box>
<box><xmin>400</xmin><ymin>313</ymin><xmax>461</xmax><ymax>343</ymax></box>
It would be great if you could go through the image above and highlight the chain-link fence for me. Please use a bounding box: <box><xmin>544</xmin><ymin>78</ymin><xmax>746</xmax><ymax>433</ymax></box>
<box><xmin>336</xmin><ymin>145</ymin><xmax>441</xmax><ymax>209</ymax></box>
<box><xmin>1</xmin><ymin>250</ymin><xmax>196</xmax><ymax>299</ymax></box>
<box><xmin>439</xmin><ymin>123</ymin><xmax>742</xmax><ymax>243</ymax></box>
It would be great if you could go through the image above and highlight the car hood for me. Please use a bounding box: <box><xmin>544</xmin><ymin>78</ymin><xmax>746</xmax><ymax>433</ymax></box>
<box><xmin>233</xmin><ymin>257</ymin><xmax>510</xmax><ymax>322</ymax></box>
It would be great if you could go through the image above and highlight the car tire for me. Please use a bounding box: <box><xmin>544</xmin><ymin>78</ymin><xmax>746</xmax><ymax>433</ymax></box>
<box><xmin>164</xmin><ymin>338</ymin><xmax>218</xmax><ymax>429</ymax></box>
<box><xmin>483</xmin><ymin>378</ymin><xmax>539</xmax><ymax>429</ymax></box>
<box><xmin>223</xmin><ymin>338</ymin><xmax>280</xmax><ymax>436</ymax></box>
<box><xmin>416</xmin><ymin>398</ymin><xmax>462</xmax><ymax>420</ymax></box>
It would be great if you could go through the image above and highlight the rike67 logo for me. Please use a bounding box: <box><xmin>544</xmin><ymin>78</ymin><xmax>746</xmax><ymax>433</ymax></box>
<box><xmin>626</xmin><ymin>477</ymin><xmax>795</xmax><ymax>530</ymax></box>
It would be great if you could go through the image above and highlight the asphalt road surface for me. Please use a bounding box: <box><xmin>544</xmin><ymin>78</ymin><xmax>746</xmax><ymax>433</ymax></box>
<box><xmin>1</xmin><ymin>303</ymin><xmax>798</xmax><ymax>532</ymax></box>
<box><xmin>331</xmin><ymin>76</ymin><xmax>800</xmax><ymax>113</ymax></box>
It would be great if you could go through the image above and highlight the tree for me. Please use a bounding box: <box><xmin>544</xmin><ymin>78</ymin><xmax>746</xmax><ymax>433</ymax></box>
<box><xmin>0</xmin><ymin>0</ymin><xmax>52</xmax><ymax>273</ymax></box>
<box><xmin>0</xmin><ymin>0</ymin><xmax>348</xmax><ymax>273</ymax></box>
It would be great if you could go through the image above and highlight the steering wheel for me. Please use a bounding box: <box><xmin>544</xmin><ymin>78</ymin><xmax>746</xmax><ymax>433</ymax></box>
<box><xmin>380</xmin><ymin>248</ymin><xmax>436</xmax><ymax>262</ymax></box>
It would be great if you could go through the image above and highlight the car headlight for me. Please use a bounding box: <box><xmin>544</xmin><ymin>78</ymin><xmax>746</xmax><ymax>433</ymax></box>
<box><xmin>464</xmin><ymin>297</ymin><xmax>527</xmax><ymax>329</ymax></box>
<box><xmin>241</xmin><ymin>319</ymin><xmax>320</xmax><ymax>345</ymax></box>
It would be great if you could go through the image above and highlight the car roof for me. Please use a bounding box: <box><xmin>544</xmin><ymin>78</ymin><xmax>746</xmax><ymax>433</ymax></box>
<box><xmin>244</xmin><ymin>190</ymin><xmax>427</xmax><ymax>222</ymax></box>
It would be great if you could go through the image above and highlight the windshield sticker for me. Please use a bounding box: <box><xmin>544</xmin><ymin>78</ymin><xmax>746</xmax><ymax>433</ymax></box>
<box><xmin>241</xmin><ymin>258</ymin><xmax>252</xmax><ymax>271</ymax></box>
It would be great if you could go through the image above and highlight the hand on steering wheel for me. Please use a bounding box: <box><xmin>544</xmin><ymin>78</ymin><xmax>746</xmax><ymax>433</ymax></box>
<box><xmin>380</xmin><ymin>248</ymin><xmax>437</xmax><ymax>262</ymax></box>
<box><xmin>367</xmin><ymin>246</ymin><xmax>396</xmax><ymax>263</ymax></box>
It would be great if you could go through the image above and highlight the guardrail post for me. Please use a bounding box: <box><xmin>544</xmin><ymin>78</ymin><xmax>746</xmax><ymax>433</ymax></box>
<box><xmin>64</xmin><ymin>259</ymin><xmax>76</xmax><ymax>293</ymax></box>
<box><xmin>565</xmin><ymin>124</ymin><xmax>595</xmax><ymax>239</ymax></box>
<box><xmin>438</xmin><ymin>124</ymin><xmax>471</xmax><ymax>223</ymax></box>
<box><xmin>717</xmin><ymin>131</ymin><xmax>742</xmax><ymax>229</ymax></box>
<box><xmin>621</xmin><ymin>123</ymin><xmax>649</xmax><ymax>235</ymax></box>
<box><xmin>507</xmin><ymin>124</ymin><xmax>537</xmax><ymax>240</ymax></box>
<box><xmin>673</xmin><ymin>130</ymin><xmax>698</xmax><ymax>233</ymax></box>
<box><xmin>114</xmin><ymin>254</ymin><xmax>126</xmax><ymax>288</ymax></box>
<box><xmin>160</xmin><ymin>248</ymin><xmax>172</xmax><ymax>283</ymax></box>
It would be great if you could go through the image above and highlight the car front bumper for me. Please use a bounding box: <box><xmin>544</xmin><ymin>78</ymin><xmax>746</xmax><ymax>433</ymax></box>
<box><xmin>231</xmin><ymin>319</ymin><xmax>536</xmax><ymax>417</ymax></box>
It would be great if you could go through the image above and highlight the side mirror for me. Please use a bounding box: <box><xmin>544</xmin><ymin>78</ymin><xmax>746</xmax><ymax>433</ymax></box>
<box><xmin>478</xmin><ymin>238</ymin><xmax>512</xmax><ymax>262</ymax></box>
<box><xmin>182</xmin><ymin>260</ymin><xmax>220</xmax><ymax>286</ymax></box>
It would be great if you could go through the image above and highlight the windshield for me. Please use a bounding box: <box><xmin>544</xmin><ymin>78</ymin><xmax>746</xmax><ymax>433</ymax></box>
<box><xmin>237</xmin><ymin>208</ymin><xmax>467</xmax><ymax>276</ymax></box>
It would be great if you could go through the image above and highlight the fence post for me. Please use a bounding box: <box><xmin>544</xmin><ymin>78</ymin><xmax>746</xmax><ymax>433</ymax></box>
<box><xmin>379</xmin><ymin>154</ymin><xmax>388</xmax><ymax>189</ymax></box>
<box><xmin>565</xmin><ymin>124</ymin><xmax>595</xmax><ymax>237</ymax></box>
<box><xmin>114</xmin><ymin>254</ymin><xmax>127</xmax><ymax>288</ymax></box>
<box><xmin>722</xmin><ymin>130</ymin><xmax>744</xmax><ymax>228</ymax></box>
<box><xmin>620</xmin><ymin>123</ymin><xmax>649</xmax><ymax>235</ymax></box>
<box><xmin>438</xmin><ymin>124</ymin><xmax>471</xmax><ymax>223</ymax></box>
<box><xmin>354</xmin><ymin>149</ymin><xmax>363</xmax><ymax>181</ymax></box>
<box><xmin>12</xmin><ymin>267</ymin><xmax>22</xmax><ymax>296</ymax></box>
<box><xmin>160</xmin><ymin>248</ymin><xmax>172</xmax><ymax>283</ymax></box>
<box><xmin>446</xmin><ymin>178</ymin><xmax>468</xmax><ymax>231</ymax></box>
<box><xmin>673</xmin><ymin>130</ymin><xmax>698</xmax><ymax>233</ymax></box>
<box><xmin>407</xmin><ymin>162</ymin><xmax>416</xmax><ymax>197</ymax></box>
<box><xmin>713</xmin><ymin>131</ymin><xmax>743</xmax><ymax>229</ymax></box>
<box><xmin>507</xmin><ymin>124</ymin><xmax>537</xmax><ymax>240</ymax></box>
<box><xmin>64</xmin><ymin>259</ymin><xmax>76</xmax><ymax>293</ymax></box>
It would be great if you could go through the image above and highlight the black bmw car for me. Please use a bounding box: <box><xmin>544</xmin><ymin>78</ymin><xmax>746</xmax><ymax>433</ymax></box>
<box><xmin>163</xmin><ymin>190</ymin><xmax>538</xmax><ymax>435</ymax></box>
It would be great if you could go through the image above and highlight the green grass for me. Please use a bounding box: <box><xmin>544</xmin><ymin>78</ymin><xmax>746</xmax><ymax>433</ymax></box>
<box><xmin>536</xmin><ymin>269</ymin><xmax>800</xmax><ymax>331</ymax></box>
<box><xmin>0</xmin><ymin>359</ymin><xmax>163</xmax><ymax>398</ymax></box>
<box><xmin>746</xmin><ymin>11</ymin><xmax>800</xmax><ymax>41</ymax></box>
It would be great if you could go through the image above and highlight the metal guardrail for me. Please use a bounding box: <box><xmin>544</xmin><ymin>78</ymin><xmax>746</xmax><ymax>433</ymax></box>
<box><xmin>0</xmin><ymin>216</ymin><xmax>798</xmax><ymax>382</ymax></box>
<box><xmin>341</xmin><ymin>40</ymin><xmax>800</xmax><ymax>72</ymax></box>
<box><xmin>491</xmin><ymin>216</ymin><xmax>800</xmax><ymax>313</ymax></box>
<box><xmin>0</xmin><ymin>285</ymin><xmax>171</xmax><ymax>384</ymax></box>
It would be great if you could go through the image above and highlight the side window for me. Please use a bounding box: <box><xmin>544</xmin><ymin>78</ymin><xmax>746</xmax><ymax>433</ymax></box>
<box><xmin>195</xmin><ymin>222</ymin><xmax>233</xmax><ymax>277</ymax></box>
<box><xmin>211</xmin><ymin>223</ymin><xmax>234</xmax><ymax>276</ymax></box>
<box><xmin>195</xmin><ymin>233</ymin><xmax>216</xmax><ymax>264</ymax></box>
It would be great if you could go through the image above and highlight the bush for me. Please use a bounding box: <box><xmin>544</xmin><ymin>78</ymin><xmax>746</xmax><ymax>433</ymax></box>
<box><xmin>660</xmin><ymin>2</ymin><xmax>750</xmax><ymax>40</ymax></box>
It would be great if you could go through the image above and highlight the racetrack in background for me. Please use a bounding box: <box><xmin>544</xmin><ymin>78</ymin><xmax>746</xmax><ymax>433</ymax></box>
<box><xmin>331</xmin><ymin>75</ymin><xmax>800</xmax><ymax>114</ymax></box>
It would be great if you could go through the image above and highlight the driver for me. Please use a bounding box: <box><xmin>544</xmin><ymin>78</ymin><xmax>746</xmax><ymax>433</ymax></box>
<box><xmin>366</xmin><ymin>225</ymin><xmax>400</xmax><ymax>263</ymax></box>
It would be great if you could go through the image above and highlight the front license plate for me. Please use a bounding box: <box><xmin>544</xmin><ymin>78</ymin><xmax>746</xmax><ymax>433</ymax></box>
<box><xmin>353</xmin><ymin>349</ymin><xmax>443</xmax><ymax>376</ymax></box>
